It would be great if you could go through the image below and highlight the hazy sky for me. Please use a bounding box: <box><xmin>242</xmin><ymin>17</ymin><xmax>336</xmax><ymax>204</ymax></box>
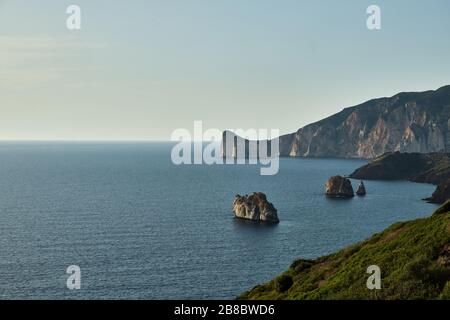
<box><xmin>1</xmin><ymin>0</ymin><xmax>449</xmax><ymax>140</ymax></box>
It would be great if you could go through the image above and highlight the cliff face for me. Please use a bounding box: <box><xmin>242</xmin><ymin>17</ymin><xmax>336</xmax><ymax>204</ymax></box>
<box><xmin>349</xmin><ymin>152</ymin><xmax>450</xmax><ymax>203</ymax></box>
<box><xmin>227</xmin><ymin>85</ymin><xmax>450</xmax><ymax>159</ymax></box>
<box><xmin>282</xmin><ymin>85</ymin><xmax>450</xmax><ymax>158</ymax></box>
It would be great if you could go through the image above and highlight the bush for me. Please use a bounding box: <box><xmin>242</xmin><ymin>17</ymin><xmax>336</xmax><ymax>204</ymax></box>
<box><xmin>290</xmin><ymin>259</ymin><xmax>314</xmax><ymax>273</ymax></box>
<box><xmin>275</xmin><ymin>274</ymin><xmax>293</xmax><ymax>293</ymax></box>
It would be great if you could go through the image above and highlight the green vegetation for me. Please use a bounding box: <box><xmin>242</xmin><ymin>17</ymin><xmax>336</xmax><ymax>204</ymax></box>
<box><xmin>239</xmin><ymin>202</ymin><xmax>450</xmax><ymax>300</ymax></box>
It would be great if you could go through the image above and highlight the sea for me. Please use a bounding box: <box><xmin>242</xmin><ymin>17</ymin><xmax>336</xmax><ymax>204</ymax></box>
<box><xmin>0</xmin><ymin>142</ymin><xmax>438</xmax><ymax>299</ymax></box>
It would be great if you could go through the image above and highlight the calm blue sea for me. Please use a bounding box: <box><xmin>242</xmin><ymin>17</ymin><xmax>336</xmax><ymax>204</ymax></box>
<box><xmin>0</xmin><ymin>142</ymin><xmax>438</xmax><ymax>299</ymax></box>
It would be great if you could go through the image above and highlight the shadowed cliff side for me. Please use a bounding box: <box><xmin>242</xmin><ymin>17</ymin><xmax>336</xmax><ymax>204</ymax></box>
<box><xmin>349</xmin><ymin>152</ymin><xmax>450</xmax><ymax>203</ymax></box>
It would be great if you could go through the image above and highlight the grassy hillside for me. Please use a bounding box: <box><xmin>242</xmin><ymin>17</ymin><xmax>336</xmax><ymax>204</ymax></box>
<box><xmin>239</xmin><ymin>202</ymin><xmax>450</xmax><ymax>300</ymax></box>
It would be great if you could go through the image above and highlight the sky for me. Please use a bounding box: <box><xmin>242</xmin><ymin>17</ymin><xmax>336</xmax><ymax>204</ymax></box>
<box><xmin>0</xmin><ymin>0</ymin><xmax>449</xmax><ymax>140</ymax></box>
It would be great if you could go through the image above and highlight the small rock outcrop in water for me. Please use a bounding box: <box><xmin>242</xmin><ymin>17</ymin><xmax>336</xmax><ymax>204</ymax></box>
<box><xmin>356</xmin><ymin>181</ymin><xmax>367</xmax><ymax>196</ymax></box>
<box><xmin>350</xmin><ymin>152</ymin><xmax>450</xmax><ymax>203</ymax></box>
<box><xmin>233</xmin><ymin>192</ymin><xmax>279</xmax><ymax>223</ymax></box>
<box><xmin>325</xmin><ymin>176</ymin><xmax>354</xmax><ymax>198</ymax></box>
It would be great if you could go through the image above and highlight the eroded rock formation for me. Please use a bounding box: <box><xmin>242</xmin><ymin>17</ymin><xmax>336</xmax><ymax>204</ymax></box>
<box><xmin>233</xmin><ymin>192</ymin><xmax>279</xmax><ymax>223</ymax></box>
<box><xmin>325</xmin><ymin>176</ymin><xmax>354</xmax><ymax>198</ymax></box>
<box><xmin>356</xmin><ymin>181</ymin><xmax>367</xmax><ymax>196</ymax></box>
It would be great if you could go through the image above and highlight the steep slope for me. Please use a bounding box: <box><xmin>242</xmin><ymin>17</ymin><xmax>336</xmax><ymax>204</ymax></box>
<box><xmin>239</xmin><ymin>202</ymin><xmax>450</xmax><ymax>300</ymax></box>
<box><xmin>281</xmin><ymin>85</ymin><xmax>450</xmax><ymax>158</ymax></box>
<box><xmin>224</xmin><ymin>85</ymin><xmax>450</xmax><ymax>159</ymax></box>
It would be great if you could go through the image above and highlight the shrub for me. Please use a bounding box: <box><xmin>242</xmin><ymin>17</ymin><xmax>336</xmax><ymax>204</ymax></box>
<box><xmin>275</xmin><ymin>274</ymin><xmax>293</xmax><ymax>293</ymax></box>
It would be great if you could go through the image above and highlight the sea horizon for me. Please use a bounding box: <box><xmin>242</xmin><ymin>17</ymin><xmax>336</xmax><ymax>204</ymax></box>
<box><xmin>0</xmin><ymin>142</ymin><xmax>439</xmax><ymax>299</ymax></box>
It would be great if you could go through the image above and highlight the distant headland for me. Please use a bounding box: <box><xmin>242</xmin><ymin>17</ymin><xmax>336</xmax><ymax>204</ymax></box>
<box><xmin>222</xmin><ymin>85</ymin><xmax>450</xmax><ymax>159</ymax></box>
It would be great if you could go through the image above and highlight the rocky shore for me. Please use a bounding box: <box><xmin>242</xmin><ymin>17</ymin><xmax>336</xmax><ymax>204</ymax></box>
<box><xmin>223</xmin><ymin>85</ymin><xmax>450</xmax><ymax>159</ymax></box>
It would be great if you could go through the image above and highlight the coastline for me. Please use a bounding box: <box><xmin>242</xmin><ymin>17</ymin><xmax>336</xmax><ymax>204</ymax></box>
<box><xmin>239</xmin><ymin>201</ymin><xmax>450</xmax><ymax>300</ymax></box>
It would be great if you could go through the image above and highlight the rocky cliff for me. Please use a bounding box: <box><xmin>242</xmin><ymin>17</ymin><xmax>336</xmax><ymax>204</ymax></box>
<box><xmin>224</xmin><ymin>85</ymin><xmax>450</xmax><ymax>159</ymax></box>
<box><xmin>356</xmin><ymin>181</ymin><xmax>366</xmax><ymax>196</ymax></box>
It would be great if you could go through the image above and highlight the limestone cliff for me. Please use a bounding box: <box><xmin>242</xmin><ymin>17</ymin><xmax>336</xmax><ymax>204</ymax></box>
<box><xmin>281</xmin><ymin>85</ymin><xmax>450</xmax><ymax>158</ymax></box>
<box><xmin>356</xmin><ymin>181</ymin><xmax>366</xmax><ymax>196</ymax></box>
<box><xmin>224</xmin><ymin>85</ymin><xmax>450</xmax><ymax>159</ymax></box>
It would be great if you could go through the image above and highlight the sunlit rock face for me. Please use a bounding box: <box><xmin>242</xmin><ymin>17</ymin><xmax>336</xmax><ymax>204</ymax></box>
<box><xmin>233</xmin><ymin>193</ymin><xmax>279</xmax><ymax>223</ymax></box>
<box><xmin>325</xmin><ymin>176</ymin><xmax>355</xmax><ymax>198</ymax></box>
<box><xmin>224</xmin><ymin>86</ymin><xmax>450</xmax><ymax>159</ymax></box>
